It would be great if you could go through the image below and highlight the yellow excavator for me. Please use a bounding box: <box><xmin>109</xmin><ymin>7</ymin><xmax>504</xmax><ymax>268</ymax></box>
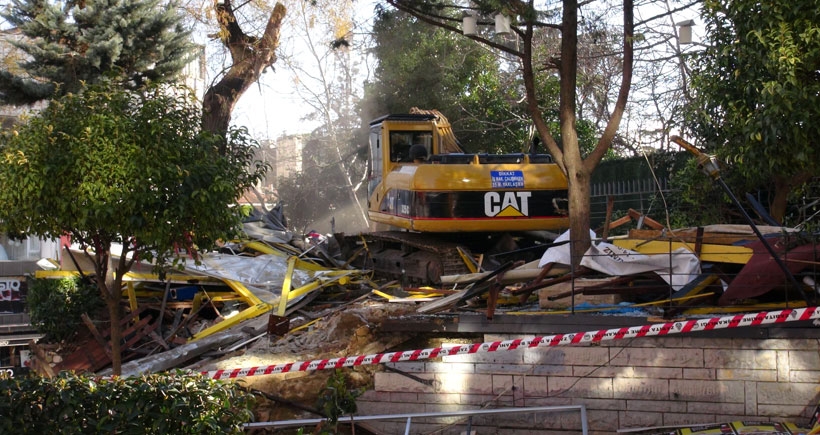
<box><xmin>351</xmin><ymin>109</ymin><xmax>570</xmax><ymax>283</ymax></box>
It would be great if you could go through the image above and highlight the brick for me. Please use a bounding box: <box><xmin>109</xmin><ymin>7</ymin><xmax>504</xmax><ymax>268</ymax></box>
<box><xmin>374</xmin><ymin>372</ymin><xmax>435</xmax><ymax>393</ymax></box>
<box><xmin>387</xmin><ymin>361</ymin><xmax>426</xmax><ymax>372</ymax></box>
<box><xmin>522</xmin><ymin>346</ymin><xmax>610</xmax><ymax>366</ymax></box>
<box><xmin>357</xmin><ymin>390</ymin><xmax>390</xmax><ymax>401</ymax></box>
<box><xmin>443</xmin><ymin>349</ymin><xmax>523</xmax><ymax>364</ymax></box>
<box><xmin>417</xmin><ymin>392</ymin><xmax>461</xmax><ymax>404</ymax></box>
<box><xmin>684</xmin><ymin>368</ymin><xmax>715</xmax><ymax>380</ymax></box>
<box><xmin>610</xmin><ymin>347</ymin><xmax>703</xmax><ymax>368</ymax></box>
<box><xmin>777</xmin><ymin>350</ymin><xmax>790</xmax><ymax>382</ymax></box>
<box><xmin>613</xmin><ymin>378</ymin><xmax>668</xmax><ymax>400</ymax></box>
<box><xmin>389</xmin><ymin>392</ymin><xmax>420</xmax><ymax>403</ymax></box>
<box><xmin>436</xmin><ymin>373</ymin><xmax>494</xmax><ymax>394</ymax></box>
<box><xmin>704</xmin><ymin>348</ymin><xmax>777</xmax><ymax>370</ymax></box>
<box><xmin>531</xmin><ymin>364</ymin><xmax>573</xmax><ymax>376</ymax></box>
<box><xmin>425</xmin><ymin>361</ymin><xmax>475</xmax><ymax>374</ymax></box>
<box><xmin>626</xmin><ymin>399</ymin><xmax>686</xmax><ymax>413</ymax></box>
<box><xmin>669</xmin><ymin>379</ymin><xmax>744</xmax><ymax>402</ymax></box>
<box><xmin>522</xmin><ymin>375</ymin><xmax>548</xmax><ymax>397</ymax></box>
<box><xmin>790</xmin><ymin>370</ymin><xmax>820</xmax><ymax>383</ymax></box>
<box><xmin>549</xmin><ymin>376</ymin><xmax>613</xmax><ymax>399</ymax></box>
<box><xmin>735</xmin><ymin>338</ymin><xmax>817</xmax><ymax>350</ymax></box>
<box><xmin>619</xmin><ymin>410</ymin><xmax>664</xmax><ymax>429</ymax></box>
<box><xmin>584</xmin><ymin>409</ymin><xmax>620</xmax><ymax>432</ymax></box>
<box><xmin>745</xmin><ymin>380</ymin><xmax>757</xmax><ymax>416</ymax></box>
<box><xmin>575</xmin><ymin>397</ymin><xmax>626</xmax><ymax>411</ymax></box>
<box><xmin>756</xmin><ymin>381</ymin><xmax>820</xmax><ymax>406</ymax></box>
<box><xmin>788</xmin><ymin>350</ymin><xmax>820</xmax><ymax>370</ymax></box>
<box><xmin>662</xmin><ymin>412</ymin><xmax>717</xmax><ymax>426</ymax></box>
<box><xmin>458</xmin><ymin>393</ymin><xmax>506</xmax><ymax>406</ymax></box>
<box><xmin>521</xmin><ymin>396</ymin><xmax>572</xmax><ymax>407</ymax></box>
<box><xmin>687</xmin><ymin>400</ymin><xmax>744</xmax><ymax>415</ymax></box>
<box><xmin>715</xmin><ymin>368</ymin><xmax>777</xmax><ymax>381</ymax></box>
<box><xmin>492</xmin><ymin>374</ymin><xmax>515</xmax><ymax>396</ymax></box>
<box><xmin>356</xmin><ymin>400</ymin><xmax>425</xmax><ymax>416</ymax></box>
<box><xmin>576</xmin><ymin>365</ymin><xmax>682</xmax><ymax>379</ymax></box>
<box><xmin>677</xmin><ymin>337</ymin><xmax>732</xmax><ymax>349</ymax></box>
<box><xmin>756</xmin><ymin>404</ymin><xmax>811</xmax><ymax>419</ymax></box>
<box><xmin>475</xmin><ymin>363</ymin><xmax>533</xmax><ymax>374</ymax></box>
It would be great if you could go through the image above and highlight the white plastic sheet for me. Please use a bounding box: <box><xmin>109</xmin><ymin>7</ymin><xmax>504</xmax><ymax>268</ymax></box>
<box><xmin>539</xmin><ymin>230</ymin><xmax>700</xmax><ymax>291</ymax></box>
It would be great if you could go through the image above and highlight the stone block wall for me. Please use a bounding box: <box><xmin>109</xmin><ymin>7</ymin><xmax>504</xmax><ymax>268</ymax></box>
<box><xmin>356</xmin><ymin>335</ymin><xmax>820</xmax><ymax>434</ymax></box>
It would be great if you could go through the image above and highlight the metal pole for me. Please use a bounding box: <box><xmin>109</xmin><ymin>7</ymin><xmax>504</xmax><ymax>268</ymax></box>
<box><xmin>670</xmin><ymin>135</ymin><xmax>811</xmax><ymax>304</ymax></box>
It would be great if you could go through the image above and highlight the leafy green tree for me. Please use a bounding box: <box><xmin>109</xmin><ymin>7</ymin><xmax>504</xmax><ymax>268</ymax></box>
<box><xmin>0</xmin><ymin>82</ymin><xmax>267</xmax><ymax>374</ymax></box>
<box><xmin>0</xmin><ymin>371</ymin><xmax>254</xmax><ymax>433</ymax></box>
<box><xmin>26</xmin><ymin>276</ymin><xmax>102</xmax><ymax>342</ymax></box>
<box><xmin>380</xmin><ymin>0</ymin><xmax>634</xmax><ymax>263</ymax></box>
<box><xmin>0</xmin><ymin>0</ymin><xmax>197</xmax><ymax>105</ymax></box>
<box><xmin>684</xmin><ymin>0</ymin><xmax>820</xmax><ymax>223</ymax></box>
<box><xmin>362</xmin><ymin>5</ymin><xmax>529</xmax><ymax>153</ymax></box>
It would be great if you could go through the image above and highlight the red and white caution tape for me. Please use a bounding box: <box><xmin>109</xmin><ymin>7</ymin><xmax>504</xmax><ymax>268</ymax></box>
<box><xmin>200</xmin><ymin>306</ymin><xmax>820</xmax><ymax>380</ymax></box>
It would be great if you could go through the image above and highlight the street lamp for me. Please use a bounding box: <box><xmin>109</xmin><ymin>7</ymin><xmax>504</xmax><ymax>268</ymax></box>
<box><xmin>463</xmin><ymin>13</ymin><xmax>477</xmax><ymax>35</ymax></box>
<box><xmin>677</xmin><ymin>19</ymin><xmax>695</xmax><ymax>44</ymax></box>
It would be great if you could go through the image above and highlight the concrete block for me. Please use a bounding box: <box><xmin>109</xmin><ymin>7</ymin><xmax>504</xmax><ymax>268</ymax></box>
<box><xmin>575</xmin><ymin>397</ymin><xmax>626</xmax><ymax>411</ymax></box>
<box><xmin>778</xmin><ymin>350</ymin><xmax>790</xmax><ymax>382</ymax></box>
<box><xmin>755</xmin><ymin>404</ymin><xmax>812</xmax><ymax>419</ymax></box>
<box><xmin>716</xmin><ymin>368</ymin><xmax>777</xmax><ymax>382</ymax></box>
<box><xmin>531</xmin><ymin>364</ymin><xmax>574</xmax><ymax>376</ymax></box>
<box><xmin>704</xmin><ymin>348</ymin><xmax>777</xmax><ymax>370</ymax></box>
<box><xmin>581</xmin><ymin>409</ymin><xmax>620</xmax><ymax>433</ymax></box>
<box><xmin>523</xmin><ymin>346</ymin><xmax>609</xmax><ymax>366</ymax></box>
<box><xmin>550</xmin><ymin>376</ymin><xmax>613</xmax><ymax>399</ymax></box>
<box><xmin>669</xmin><ymin>379</ymin><xmax>744</xmax><ymax>403</ymax></box>
<box><xmin>389</xmin><ymin>392</ymin><xmax>420</xmax><ymax>403</ymax></box>
<box><xmin>613</xmin><ymin>378</ymin><xmax>668</xmax><ymax>400</ymax></box>
<box><xmin>443</xmin><ymin>348</ymin><xmax>523</xmax><ymax>364</ymax></box>
<box><xmin>387</xmin><ymin>361</ymin><xmax>426</xmax><ymax>373</ymax></box>
<box><xmin>576</xmin><ymin>365</ymin><xmax>682</xmax><ymax>379</ymax></box>
<box><xmin>626</xmin><ymin>398</ymin><xmax>686</xmax><ymax>413</ymax></box>
<box><xmin>610</xmin><ymin>346</ymin><xmax>704</xmax><ymax>368</ymax></box>
<box><xmin>662</xmin><ymin>412</ymin><xmax>717</xmax><ymax>426</ymax></box>
<box><xmin>435</xmin><ymin>373</ymin><xmax>494</xmax><ymax>395</ymax></box>
<box><xmin>458</xmin><ymin>393</ymin><xmax>505</xmax><ymax>406</ymax></box>
<box><xmin>522</xmin><ymin>376</ymin><xmax>548</xmax><ymax>397</ymax></box>
<box><xmin>687</xmin><ymin>400</ymin><xmax>744</xmax><ymax>415</ymax></box>
<box><xmin>417</xmin><ymin>392</ymin><xmax>461</xmax><ymax>404</ymax></box>
<box><xmin>745</xmin><ymin>380</ymin><xmax>757</xmax><ymax>416</ymax></box>
<box><xmin>356</xmin><ymin>399</ymin><xmax>425</xmax><ymax>417</ymax></box>
<box><xmin>424</xmin><ymin>361</ymin><xmax>475</xmax><ymax>374</ymax></box>
<box><xmin>619</xmin><ymin>410</ymin><xmax>664</xmax><ymax>430</ymax></box>
<box><xmin>492</xmin><ymin>374</ymin><xmax>515</xmax><ymax>396</ymax></box>
<box><xmin>475</xmin><ymin>363</ymin><xmax>534</xmax><ymax>375</ymax></box>
<box><xmin>756</xmin><ymin>381</ymin><xmax>820</xmax><ymax>406</ymax></box>
<box><xmin>683</xmin><ymin>368</ymin><xmax>715</xmax><ymax>380</ymax></box>
<box><xmin>789</xmin><ymin>370</ymin><xmax>820</xmax><ymax>383</ymax></box>
<box><xmin>374</xmin><ymin>372</ymin><xmax>435</xmax><ymax>393</ymax></box>
<box><xmin>788</xmin><ymin>350</ymin><xmax>820</xmax><ymax>370</ymax></box>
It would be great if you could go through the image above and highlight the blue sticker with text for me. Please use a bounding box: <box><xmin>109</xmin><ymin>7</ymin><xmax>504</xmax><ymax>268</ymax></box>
<box><xmin>491</xmin><ymin>170</ymin><xmax>524</xmax><ymax>188</ymax></box>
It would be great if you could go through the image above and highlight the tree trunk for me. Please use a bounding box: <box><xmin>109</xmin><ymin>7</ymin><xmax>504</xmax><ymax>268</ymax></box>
<box><xmin>771</xmin><ymin>173</ymin><xmax>812</xmax><ymax>223</ymax></box>
<box><xmin>202</xmin><ymin>1</ymin><xmax>286</xmax><ymax>149</ymax></box>
<box><xmin>91</xmin><ymin>245</ymin><xmax>123</xmax><ymax>376</ymax></box>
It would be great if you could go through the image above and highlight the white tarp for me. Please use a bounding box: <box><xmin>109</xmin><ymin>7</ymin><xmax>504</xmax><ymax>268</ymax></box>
<box><xmin>540</xmin><ymin>230</ymin><xmax>700</xmax><ymax>291</ymax></box>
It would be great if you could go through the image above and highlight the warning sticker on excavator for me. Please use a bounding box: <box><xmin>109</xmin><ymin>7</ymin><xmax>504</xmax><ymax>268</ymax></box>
<box><xmin>491</xmin><ymin>170</ymin><xmax>524</xmax><ymax>188</ymax></box>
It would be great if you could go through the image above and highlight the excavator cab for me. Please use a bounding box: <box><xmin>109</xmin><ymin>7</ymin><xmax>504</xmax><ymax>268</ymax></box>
<box><xmin>366</xmin><ymin>112</ymin><xmax>569</xmax><ymax>234</ymax></box>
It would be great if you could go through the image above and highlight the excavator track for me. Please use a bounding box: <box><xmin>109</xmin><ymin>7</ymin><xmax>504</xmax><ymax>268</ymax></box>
<box><xmin>342</xmin><ymin>231</ymin><xmax>473</xmax><ymax>284</ymax></box>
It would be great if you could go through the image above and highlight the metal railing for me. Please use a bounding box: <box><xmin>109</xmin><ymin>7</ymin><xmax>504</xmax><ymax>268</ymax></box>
<box><xmin>244</xmin><ymin>404</ymin><xmax>589</xmax><ymax>434</ymax></box>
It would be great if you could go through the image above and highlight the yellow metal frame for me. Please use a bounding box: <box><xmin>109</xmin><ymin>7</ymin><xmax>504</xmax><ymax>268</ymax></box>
<box><xmin>612</xmin><ymin>239</ymin><xmax>753</xmax><ymax>264</ymax></box>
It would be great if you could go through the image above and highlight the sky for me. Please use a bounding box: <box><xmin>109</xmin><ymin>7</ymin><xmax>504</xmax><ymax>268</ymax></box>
<box><xmin>229</xmin><ymin>1</ymin><xmax>382</xmax><ymax>141</ymax></box>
